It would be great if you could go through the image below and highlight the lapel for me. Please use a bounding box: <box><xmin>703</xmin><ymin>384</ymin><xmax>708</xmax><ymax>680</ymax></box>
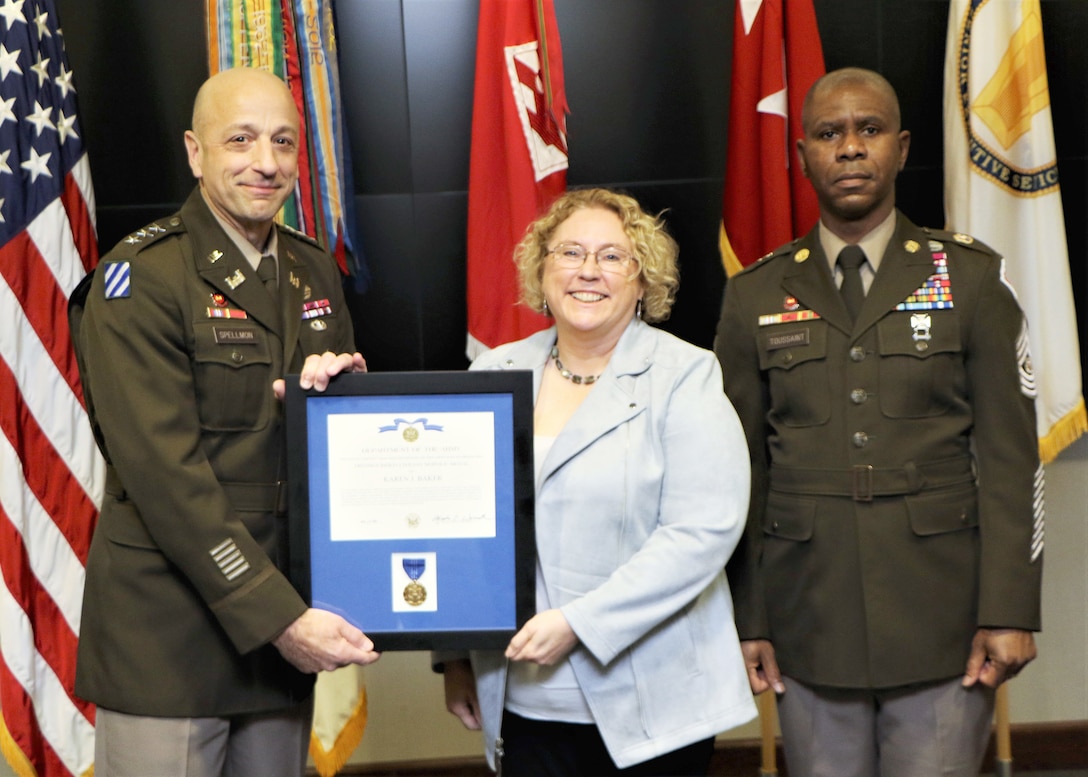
<box><xmin>780</xmin><ymin>213</ymin><xmax>940</xmax><ymax>340</ymax></box>
<box><xmin>184</xmin><ymin>190</ymin><xmax>283</xmax><ymax>336</ymax></box>
<box><xmin>780</xmin><ymin>228</ymin><xmax>854</xmax><ymax>336</ymax></box>
<box><xmin>278</xmin><ymin>239</ymin><xmax>310</xmax><ymax>362</ymax></box>
<box><xmin>539</xmin><ymin>319</ymin><xmax>651</xmax><ymax>484</ymax></box>
<box><xmin>854</xmin><ymin>213</ymin><xmax>938</xmax><ymax>336</ymax></box>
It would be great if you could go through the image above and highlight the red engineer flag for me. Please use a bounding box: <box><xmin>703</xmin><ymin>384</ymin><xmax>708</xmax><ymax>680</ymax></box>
<box><xmin>465</xmin><ymin>0</ymin><xmax>568</xmax><ymax>359</ymax></box>
<box><xmin>720</xmin><ymin>0</ymin><xmax>825</xmax><ymax>276</ymax></box>
<box><xmin>0</xmin><ymin>1</ymin><xmax>103</xmax><ymax>776</ymax></box>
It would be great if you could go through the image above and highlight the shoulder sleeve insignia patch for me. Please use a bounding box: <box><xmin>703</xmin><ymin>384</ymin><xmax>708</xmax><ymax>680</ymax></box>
<box><xmin>103</xmin><ymin>261</ymin><xmax>131</xmax><ymax>299</ymax></box>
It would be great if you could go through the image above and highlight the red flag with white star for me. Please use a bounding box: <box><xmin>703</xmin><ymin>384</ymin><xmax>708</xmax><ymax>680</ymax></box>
<box><xmin>465</xmin><ymin>0</ymin><xmax>568</xmax><ymax>358</ymax></box>
<box><xmin>720</xmin><ymin>0</ymin><xmax>824</xmax><ymax>276</ymax></box>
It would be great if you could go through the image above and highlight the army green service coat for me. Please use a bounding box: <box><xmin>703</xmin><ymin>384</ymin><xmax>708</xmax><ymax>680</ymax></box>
<box><xmin>714</xmin><ymin>212</ymin><xmax>1043</xmax><ymax>689</ymax></box>
<box><xmin>72</xmin><ymin>189</ymin><xmax>355</xmax><ymax>715</ymax></box>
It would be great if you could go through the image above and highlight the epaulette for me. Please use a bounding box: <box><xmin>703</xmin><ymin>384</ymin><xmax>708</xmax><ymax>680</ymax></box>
<box><xmin>920</xmin><ymin>227</ymin><xmax>998</xmax><ymax>256</ymax></box>
<box><xmin>735</xmin><ymin>238</ymin><xmax>803</xmax><ymax>276</ymax></box>
<box><xmin>277</xmin><ymin>222</ymin><xmax>323</xmax><ymax>250</ymax></box>
<box><xmin>110</xmin><ymin>216</ymin><xmax>184</xmax><ymax>257</ymax></box>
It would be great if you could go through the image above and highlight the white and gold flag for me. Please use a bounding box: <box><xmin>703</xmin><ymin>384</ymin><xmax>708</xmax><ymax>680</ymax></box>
<box><xmin>944</xmin><ymin>0</ymin><xmax>1086</xmax><ymax>462</ymax></box>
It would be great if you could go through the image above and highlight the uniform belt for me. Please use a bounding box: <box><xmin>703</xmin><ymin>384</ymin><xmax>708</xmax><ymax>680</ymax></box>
<box><xmin>104</xmin><ymin>470</ymin><xmax>288</xmax><ymax>513</ymax></box>
<box><xmin>221</xmin><ymin>481</ymin><xmax>289</xmax><ymax>513</ymax></box>
<box><xmin>769</xmin><ymin>457</ymin><xmax>975</xmax><ymax>502</ymax></box>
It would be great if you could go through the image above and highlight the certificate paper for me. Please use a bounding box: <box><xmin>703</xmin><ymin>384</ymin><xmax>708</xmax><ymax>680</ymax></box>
<box><xmin>285</xmin><ymin>371</ymin><xmax>535</xmax><ymax>651</ymax></box>
<box><xmin>327</xmin><ymin>412</ymin><xmax>496</xmax><ymax>541</ymax></box>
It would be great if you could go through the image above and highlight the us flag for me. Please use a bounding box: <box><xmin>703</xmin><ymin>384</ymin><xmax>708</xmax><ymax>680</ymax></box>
<box><xmin>0</xmin><ymin>1</ymin><xmax>102</xmax><ymax>775</ymax></box>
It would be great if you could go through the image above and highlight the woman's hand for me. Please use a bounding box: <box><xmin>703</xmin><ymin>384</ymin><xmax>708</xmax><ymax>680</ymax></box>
<box><xmin>505</xmin><ymin>609</ymin><xmax>579</xmax><ymax>666</ymax></box>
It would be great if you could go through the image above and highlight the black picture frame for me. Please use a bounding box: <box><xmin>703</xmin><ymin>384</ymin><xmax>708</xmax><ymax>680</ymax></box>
<box><xmin>285</xmin><ymin>370</ymin><xmax>536</xmax><ymax>651</ymax></box>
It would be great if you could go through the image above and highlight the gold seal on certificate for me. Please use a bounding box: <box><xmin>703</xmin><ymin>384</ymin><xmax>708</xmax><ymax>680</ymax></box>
<box><xmin>403</xmin><ymin>580</ymin><xmax>427</xmax><ymax>606</ymax></box>
<box><xmin>402</xmin><ymin>426</ymin><xmax>419</xmax><ymax>442</ymax></box>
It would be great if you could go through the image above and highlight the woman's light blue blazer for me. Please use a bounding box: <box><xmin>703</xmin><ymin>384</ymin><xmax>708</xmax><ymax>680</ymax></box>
<box><xmin>465</xmin><ymin>318</ymin><xmax>757</xmax><ymax>769</ymax></box>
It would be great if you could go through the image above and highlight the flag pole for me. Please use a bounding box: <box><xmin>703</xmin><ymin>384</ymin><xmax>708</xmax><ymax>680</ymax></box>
<box><xmin>994</xmin><ymin>684</ymin><xmax>1013</xmax><ymax>777</ymax></box>
<box><xmin>759</xmin><ymin>690</ymin><xmax>778</xmax><ymax>776</ymax></box>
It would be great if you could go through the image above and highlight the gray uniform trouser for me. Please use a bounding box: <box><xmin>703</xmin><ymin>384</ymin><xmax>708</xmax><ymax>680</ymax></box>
<box><xmin>93</xmin><ymin>696</ymin><xmax>313</xmax><ymax>777</ymax></box>
<box><xmin>777</xmin><ymin>675</ymin><xmax>995</xmax><ymax>777</ymax></box>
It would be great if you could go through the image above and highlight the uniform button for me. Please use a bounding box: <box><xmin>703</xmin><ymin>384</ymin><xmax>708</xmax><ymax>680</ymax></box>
<box><xmin>782</xmin><ymin>352</ymin><xmax>794</xmax><ymax>364</ymax></box>
<box><xmin>852</xmin><ymin>431</ymin><xmax>869</xmax><ymax>448</ymax></box>
<box><xmin>850</xmin><ymin>388</ymin><xmax>868</xmax><ymax>404</ymax></box>
<box><xmin>231</xmin><ymin>351</ymin><xmax>244</xmax><ymax>363</ymax></box>
<box><xmin>850</xmin><ymin>346</ymin><xmax>866</xmax><ymax>362</ymax></box>
<box><xmin>915</xmin><ymin>341</ymin><xmax>929</xmax><ymax>352</ymax></box>
<box><xmin>771</xmin><ymin>521</ymin><xmax>780</xmax><ymax>532</ymax></box>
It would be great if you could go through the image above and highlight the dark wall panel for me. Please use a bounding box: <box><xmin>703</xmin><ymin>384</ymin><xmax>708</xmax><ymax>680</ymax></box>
<box><xmin>61</xmin><ymin>0</ymin><xmax>205</xmax><ymax>214</ymax></box>
<box><xmin>402</xmin><ymin>0</ymin><xmax>476</xmax><ymax>194</ymax></box>
<box><xmin>336</xmin><ymin>0</ymin><xmax>412</xmax><ymax>195</ymax></box>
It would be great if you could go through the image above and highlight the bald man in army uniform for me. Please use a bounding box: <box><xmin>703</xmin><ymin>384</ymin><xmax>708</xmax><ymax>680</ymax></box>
<box><xmin>714</xmin><ymin>68</ymin><xmax>1042</xmax><ymax>776</ymax></box>
<box><xmin>71</xmin><ymin>68</ymin><xmax>379</xmax><ymax>776</ymax></box>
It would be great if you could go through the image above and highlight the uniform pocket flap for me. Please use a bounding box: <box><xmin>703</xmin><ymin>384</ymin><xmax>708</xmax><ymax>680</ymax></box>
<box><xmin>906</xmin><ymin>486</ymin><xmax>978</xmax><ymax>536</ymax></box>
<box><xmin>762</xmin><ymin>491</ymin><xmax>816</xmax><ymax>541</ymax></box>
<box><xmin>877</xmin><ymin>312</ymin><xmax>961</xmax><ymax>359</ymax></box>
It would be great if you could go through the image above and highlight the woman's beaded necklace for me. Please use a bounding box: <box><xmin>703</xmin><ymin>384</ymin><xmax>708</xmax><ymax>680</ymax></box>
<box><xmin>550</xmin><ymin>345</ymin><xmax>599</xmax><ymax>385</ymax></box>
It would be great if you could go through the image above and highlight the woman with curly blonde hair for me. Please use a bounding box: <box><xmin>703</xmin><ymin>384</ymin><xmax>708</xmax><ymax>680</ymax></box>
<box><xmin>441</xmin><ymin>187</ymin><xmax>755</xmax><ymax>776</ymax></box>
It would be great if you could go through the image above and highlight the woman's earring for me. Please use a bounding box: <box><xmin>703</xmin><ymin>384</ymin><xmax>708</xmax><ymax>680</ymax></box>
<box><xmin>636</xmin><ymin>299</ymin><xmax>643</xmax><ymax>320</ymax></box>
<box><xmin>543</xmin><ymin>299</ymin><xmax>549</xmax><ymax>316</ymax></box>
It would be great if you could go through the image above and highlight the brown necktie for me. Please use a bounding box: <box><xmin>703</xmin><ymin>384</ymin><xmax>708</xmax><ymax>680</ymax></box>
<box><xmin>836</xmin><ymin>245</ymin><xmax>866</xmax><ymax>322</ymax></box>
<box><xmin>256</xmin><ymin>254</ymin><xmax>278</xmax><ymax>298</ymax></box>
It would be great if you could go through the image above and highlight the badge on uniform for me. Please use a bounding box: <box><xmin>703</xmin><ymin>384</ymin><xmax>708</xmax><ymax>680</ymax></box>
<box><xmin>225</xmin><ymin>269</ymin><xmax>246</xmax><ymax>290</ymax></box>
<box><xmin>910</xmin><ymin>313</ymin><xmax>932</xmax><ymax>351</ymax></box>
<box><xmin>103</xmin><ymin>261</ymin><xmax>131</xmax><ymax>299</ymax></box>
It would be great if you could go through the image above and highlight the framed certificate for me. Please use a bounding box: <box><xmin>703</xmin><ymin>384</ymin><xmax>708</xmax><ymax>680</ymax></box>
<box><xmin>285</xmin><ymin>370</ymin><xmax>536</xmax><ymax>651</ymax></box>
